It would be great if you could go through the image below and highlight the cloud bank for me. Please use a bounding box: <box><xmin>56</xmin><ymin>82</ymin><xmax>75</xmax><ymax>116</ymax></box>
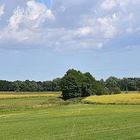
<box><xmin>0</xmin><ymin>0</ymin><xmax>140</xmax><ymax>51</ymax></box>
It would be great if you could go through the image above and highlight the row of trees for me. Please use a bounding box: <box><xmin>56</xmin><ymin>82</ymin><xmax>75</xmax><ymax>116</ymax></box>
<box><xmin>0</xmin><ymin>78</ymin><xmax>61</xmax><ymax>92</ymax></box>
<box><xmin>103</xmin><ymin>76</ymin><xmax>140</xmax><ymax>93</ymax></box>
<box><xmin>0</xmin><ymin>69</ymin><xmax>140</xmax><ymax>99</ymax></box>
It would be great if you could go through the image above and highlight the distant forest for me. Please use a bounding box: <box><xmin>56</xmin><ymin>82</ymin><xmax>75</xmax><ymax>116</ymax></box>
<box><xmin>0</xmin><ymin>69</ymin><xmax>140</xmax><ymax>94</ymax></box>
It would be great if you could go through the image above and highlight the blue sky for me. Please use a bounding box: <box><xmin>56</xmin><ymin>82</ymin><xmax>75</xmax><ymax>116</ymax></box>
<box><xmin>0</xmin><ymin>0</ymin><xmax>140</xmax><ymax>81</ymax></box>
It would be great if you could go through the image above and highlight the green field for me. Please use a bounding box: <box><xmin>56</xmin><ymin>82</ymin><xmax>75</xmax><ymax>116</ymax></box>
<box><xmin>0</xmin><ymin>92</ymin><xmax>140</xmax><ymax>140</ymax></box>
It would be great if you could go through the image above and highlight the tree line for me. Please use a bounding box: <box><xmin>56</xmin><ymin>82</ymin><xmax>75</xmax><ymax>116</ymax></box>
<box><xmin>0</xmin><ymin>69</ymin><xmax>140</xmax><ymax>99</ymax></box>
<box><xmin>0</xmin><ymin>78</ymin><xmax>61</xmax><ymax>92</ymax></box>
<box><xmin>103</xmin><ymin>76</ymin><xmax>140</xmax><ymax>93</ymax></box>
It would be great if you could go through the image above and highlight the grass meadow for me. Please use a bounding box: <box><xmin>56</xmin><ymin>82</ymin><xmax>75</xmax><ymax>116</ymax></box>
<box><xmin>0</xmin><ymin>92</ymin><xmax>140</xmax><ymax>140</ymax></box>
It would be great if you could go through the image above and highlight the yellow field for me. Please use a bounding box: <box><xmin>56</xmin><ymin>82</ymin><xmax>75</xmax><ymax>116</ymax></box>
<box><xmin>0</xmin><ymin>92</ymin><xmax>61</xmax><ymax>99</ymax></box>
<box><xmin>83</xmin><ymin>93</ymin><xmax>140</xmax><ymax>105</ymax></box>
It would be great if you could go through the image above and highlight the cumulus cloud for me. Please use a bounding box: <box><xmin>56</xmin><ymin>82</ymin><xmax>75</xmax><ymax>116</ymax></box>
<box><xmin>8</xmin><ymin>1</ymin><xmax>54</xmax><ymax>30</ymax></box>
<box><xmin>0</xmin><ymin>0</ymin><xmax>55</xmax><ymax>43</ymax></box>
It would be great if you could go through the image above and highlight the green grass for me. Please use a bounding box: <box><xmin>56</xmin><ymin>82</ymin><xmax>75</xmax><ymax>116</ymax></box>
<box><xmin>0</xmin><ymin>104</ymin><xmax>140</xmax><ymax>140</ymax></box>
<box><xmin>0</xmin><ymin>92</ymin><xmax>140</xmax><ymax>140</ymax></box>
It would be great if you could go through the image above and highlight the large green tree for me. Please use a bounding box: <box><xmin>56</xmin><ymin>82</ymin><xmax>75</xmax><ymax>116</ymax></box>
<box><xmin>61</xmin><ymin>69</ymin><xmax>103</xmax><ymax>99</ymax></box>
<box><xmin>61</xmin><ymin>69</ymin><xmax>82</xmax><ymax>99</ymax></box>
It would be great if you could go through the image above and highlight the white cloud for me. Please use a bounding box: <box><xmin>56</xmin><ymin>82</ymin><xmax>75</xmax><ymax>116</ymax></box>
<box><xmin>101</xmin><ymin>0</ymin><xmax>117</xmax><ymax>10</ymax></box>
<box><xmin>97</xmin><ymin>16</ymin><xmax>118</xmax><ymax>38</ymax></box>
<box><xmin>0</xmin><ymin>1</ymin><xmax>55</xmax><ymax>43</ymax></box>
<box><xmin>9</xmin><ymin>7</ymin><xmax>24</xmax><ymax>30</ymax></box>
<box><xmin>0</xmin><ymin>5</ymin><xmax>4</xmax><ymax>17</ymax></box>
<box><xmin>101</xmin><ymin>0</ymin><xmax>130</xmax><ymax>11</ymax></box>
<box><xmin>76</xmin><ymin>26</ymin><xmax>93</xmax><ymax>36</ymax></box>
<box><xmin>45</xmin><ymin>9</ymin><xmax>54</xmax><ymax>20</ymax></box>
<box><xmin>26</xmin><ymin>1</ymin><xmax>45</xmax><ymax>20</ymax></box>
<box><xmin>8</xmin><ymin>1</ymin><xmax>54</xmax><ymax>30</ymax></box>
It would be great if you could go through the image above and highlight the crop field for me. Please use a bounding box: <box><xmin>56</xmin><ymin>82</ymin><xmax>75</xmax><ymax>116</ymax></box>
<box><xmin>83</xmin><ymin>93</ymin><xmax>140</xmax><ymax>105</ymax></box>
<box><xmin>0</xmin><ymin>92</ymin><xmax>140</xmax><ymax>140</ymax></box>
<box><xmin>0</xmin><ymin>92</ymin><xmax>61</xmax><ymax>99</ymax></box>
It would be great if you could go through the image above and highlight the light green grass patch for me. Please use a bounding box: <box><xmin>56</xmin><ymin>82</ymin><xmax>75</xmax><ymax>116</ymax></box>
<box><xmin>0</xmin><ymin>104</ymin><xmax>140</xmax><ymax>140</ymax></box>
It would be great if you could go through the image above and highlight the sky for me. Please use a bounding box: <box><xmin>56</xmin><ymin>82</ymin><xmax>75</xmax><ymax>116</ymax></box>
<box><xmin>0</xmin><ymin>0</ymin><xmax>140</xmax><ymax>81</ymax></box>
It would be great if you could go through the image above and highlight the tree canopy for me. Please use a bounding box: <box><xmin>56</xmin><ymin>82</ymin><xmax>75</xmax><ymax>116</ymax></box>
<box><xmin>61</xmin><ymin>69</ymin><xmax>104</xmax><ymax>99</ymax></box>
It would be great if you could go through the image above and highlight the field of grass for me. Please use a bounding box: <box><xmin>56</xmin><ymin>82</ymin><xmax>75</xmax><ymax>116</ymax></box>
<box><xmin>0</xmin><ymin>92</ymin><xmax>65</xmax><ymax>112</ymax></box>
<box><xmin>0</xmin><ymin>92</ymin><xmax>140</xmax><ymax>140</ymax></box>
<box><xmin>0</xmin><ymin>104</ymin><xmax>140</xmax><ymax>140</ymax></box>
<box><xmin>82</xmin><ymin>93</ymin><xmax>140</xmax><ymax>105</ymax></box>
